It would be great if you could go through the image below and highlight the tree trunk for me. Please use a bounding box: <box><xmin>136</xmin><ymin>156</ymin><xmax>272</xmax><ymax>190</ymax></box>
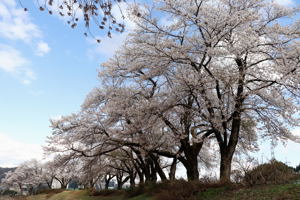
<box><xmin>185</xmin><ymin>158</ymin><xmax>199</xmax><ymax>181</ymax></box>
<box><xmin>89</xmin><ymin>179</ymin><xmax>95</xmax><ymax>189</ymax></box>
<box><xmin>104</xmin><ymin>174</ymin><xmax>114</xmax><ymax>189</ymax></box>
<box><xmin>129</xmin><ymin>172</ymin><xmax>136</xmax><ymax>187</ymax></box>
<box><xmin>150</xmin><ymin>160</ymin><xmax>157</xmax><ymax>182</ymax></box>
<box><xmin>18</xmin><ymin>184</ymin><xmax>23</xmax><ymax>195</ymax></box>
<box><xmin>105</xmin><ymin>180</ymin><xmax>110</xmax><ymax>190</ymax></box>
<box><xmin>130</xmin><ymin>176</ymin><xmax>135</xmax><ymax>187</ymax></box>
<box><xmin>61</xmin><ymin>184</ymin><xmax>67</xmax><ymax>189</ymax></box>
<box><xmin>46</xmin><ymin>181</ymin><xmax>52</xmax><ymax>189</ymax></box>
<box><xmin>55</xmin><ymin>177</ymin><xmax>68</xmax><ymax>189</ymax></box>
<box><xmin>150</xmin><ymin>153</ymin><xmax>167</xmax><ymax>181</ymax></box>
<box><xmin>219</xmin><ymin>150</ymin><xmax>234</xmax><ymax>183</ymax></box>
<box><xmin>169</xmin><ymin>157</ymin><xmax>177</xmax><ymax>180</ymax></box>
<box><xmin>144</xmin><ymin>157</ymin><xmax>153</xmax><ymax>183</ymax></box>
<box><xmin>117</xmin><ymin>183</ymin><xmax>122</xmax><ymax>190</ymax></box>
<box><xmin>217</xmin><ymin>57</ymin><xmax>245</xmax><ymax>183</ymax></box>
<box><xmin>218</xmin><ymin>110</ymin><xmax>242</xmax><ymax>183</ymax></box>
<box><xmin>181</xmin><ymin>141</ymin><xmax>202</xmax><ymax>181</ymax></box>
<box><xmin>137</xmin><ymin>169</ymin><xmax>144</xmax><ymax>184</ymax></box>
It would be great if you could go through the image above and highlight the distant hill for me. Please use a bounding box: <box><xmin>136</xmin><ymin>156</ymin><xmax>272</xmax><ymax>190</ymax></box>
<box><xmin>0</xmin><ymin>167</ymin><xmax>15</xmax><ymax>182</ymax></box>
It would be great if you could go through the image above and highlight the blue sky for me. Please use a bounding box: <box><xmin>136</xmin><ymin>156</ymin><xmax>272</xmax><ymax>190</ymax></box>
<box><xmin>0</xmin><ymin>0</ymin><xmax>128</xmax><ymax>166</ymax></box>
<box><xmin>0</xmin><ymin>0</ymin><xmax>299</xmax><ymax>168</ymax></box>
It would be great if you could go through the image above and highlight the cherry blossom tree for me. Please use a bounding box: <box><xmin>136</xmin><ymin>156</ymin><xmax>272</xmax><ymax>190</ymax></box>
<box><xmin>48</xmin><ymin>156</ymin><xmax>78</xmax><ymax>189</ymax></box>
<box><xmin>75</xmin><ymin>157</ymin><xmax>107</xmax><ymax>188</ymax></box>
<box><xmin>99</xmin><ymin>0</ymin><xmax>300</xmax><ymax>182</ymax></box>
<box><xmin>40</xmin><ymin>161</ymin><xmax>57</xmax><ymax>189</ymax></box>
<box><xmin>2</xmin><ymin>160</ymin><xmax>44</xmax><ymax>194</ymax></box>
<box><xmin>45</xmin><ymin>0</ymin><xmax>300</xmax><ymax>184</ymax></box>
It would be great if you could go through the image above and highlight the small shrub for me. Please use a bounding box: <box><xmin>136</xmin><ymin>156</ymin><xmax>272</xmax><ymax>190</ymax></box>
<box><xmin>124</xmin><ymin>184</ymin><xmax>145</xmax><ymax>198</ymax></box>
<box><xmin>152</xmin><ymin>180</ymin><xmax>225</xmax><ymax>200</ymax></box>
<box><xmin>154</xmin><ymin>180</ymin><xmax>201</xmax><ymax>200</ymax></box>
<box><xmin>90</xmin><ymin>189</ymin><xmax>123</xmax><ymax>196</ymax></box>
<box><xmin>36</xmin><ymin>188</ymin><xmax>64</xmax><ymax>195</ymax></box>
<box><xmin>1</xmin><ymin>189</ymin><xmax>17</xmax><ymax>196</ymax></box>
<box><xmin>34</xmin><ymin>189</ymin><xmax>65</xmax><ymax>198</ymax></box>
<box><xmin>244</xmin><ymin>159</ymin><xmax>297</xmax><ymax>186</ymax></box>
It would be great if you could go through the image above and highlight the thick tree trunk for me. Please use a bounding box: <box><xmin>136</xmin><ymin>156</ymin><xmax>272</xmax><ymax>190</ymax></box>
<box><xmin>143</xmin><ymin>157</ymin><xmax>154</xmax><ymax>183</ymax></box>
<box><xmin>117</xmin><ymin>183</ymin><xmax>122</xmax><ymax>190</ymax></box>
<box><xmin>116</xmin><ymin>171</ymin><xmax>123</xmax><ymax>190</ymax></box>
<box><xmin>218</xmin><ymin>112</ymin><xmax>242</xmax><ymax>183</ymax></box>
<box><xmin>217</xmin><ymin>57</ymin><xmax>245</xmax><ymax>183</ymax></box>
<box><xmin>104</xmin><ymin>174</ymin><xmax>115</xmax><ymax>189</ymax></box>
<box><xmin>185</xmin><ymin>158</ymin><xmax>199</xmax><ymax>181</ymax></box>
<box><xmin>61</xmin><ymin>184</ymin><xmax>67</xmax><ymax>189</ymax></box>
<box><xmin>55</xmin><ymin>177</ymin><xmax>68</xmax><ymax>189</ymax></box>
<box><xmin>144</xmin><ymin>170</ymin><xmax>151</xmax><ymax>182</ymax></box>
<box><xmin>181</xmin><ymin>141</ymin><xmax>203</xmax><ymax>181</ymax></box>
<box><xmin>219</xmin><ymin>150</ymin><xmax>234</xmax><ymax>183</ymax></box>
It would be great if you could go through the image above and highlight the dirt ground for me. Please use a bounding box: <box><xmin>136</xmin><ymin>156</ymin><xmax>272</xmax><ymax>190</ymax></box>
<box><xmin>0</xmin><ymin>196</ymin><xmax>26</xmax><ymax>200</ymax></box>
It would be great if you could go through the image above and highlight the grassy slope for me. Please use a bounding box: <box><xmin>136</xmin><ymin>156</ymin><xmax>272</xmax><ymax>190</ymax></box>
<box><xmin>26</xmin><ymin>190</ymin><xmax>153</xmax><ymax>200</ymax></box>
<box><xmin>199</xmin><ymin>184</ymin><xmax>300</xmax><ymax>200</ymax></box>
<box><xmin>23</xmin><ymin>184</ymin><xmax>300</xmax><ymax>200</ymax></box>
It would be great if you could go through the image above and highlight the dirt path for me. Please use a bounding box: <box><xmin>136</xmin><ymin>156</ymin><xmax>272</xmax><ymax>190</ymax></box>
<box><xmin>0</xmin><ymin>196</ymin><xmax>26</xmax><ymax>200</ymax></box>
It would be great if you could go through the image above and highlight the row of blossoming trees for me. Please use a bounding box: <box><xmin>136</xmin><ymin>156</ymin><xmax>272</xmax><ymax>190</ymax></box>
<box><xmin>2</xmin><ymin>0</ymin><xmax>300</xmax><ymax>191</ymax></box>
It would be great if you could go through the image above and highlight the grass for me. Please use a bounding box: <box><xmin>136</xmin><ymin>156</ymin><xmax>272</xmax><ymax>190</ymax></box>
<box><xmin>198</xmin><ymin>184</ymin><xmax>300</xmax><ymax>200</ymax></box>
<box><xmin>4</xmin><ymin>182</ymin><xmax>300</xmax><ymax>200</ymax></box>
<box><xmin>25</xmin><ymin>190</ymin><xmax>153</xmax><ymax>200</ymax></box>
<box><xmin>227</xmin><ymin>184</ymin><xmax>300</xmax><ymax>200</ymax></box>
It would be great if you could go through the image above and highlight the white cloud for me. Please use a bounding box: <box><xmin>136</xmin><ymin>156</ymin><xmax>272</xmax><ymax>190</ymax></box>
<box><xmin>0</xmin><ymin>133</ymin><xmax>43</xmax><ymax>167</ymax></box>
<box><xmin>86</xmin><ymin>2</ymin><xmax>140</xmax><ymax>60</ymax></box>
<box><xmin>87</xmin><ymin>33</ymin><xmax>128</xmax><ymax>59</ymax></box>
<box><xmin>0</xmin><ymin>44</ymin><xmax>36</xmax><ymax>85</ymax></box>
<box><xmin>273</xmin><ymin>0</ymin><xmax>295</xmax><ymax>6</ymax></box>
<box><xmin>0</xmin><ymin>1</ymin><xmax>41</xmax><ymax>42</ymax></box>
<box><xmin>36</xmin><ymin>41</ymin><xmax>51</xmax><ymax>56</ymax></box>
<box><xmin>111</xmin><ymin>2</ymin><xmax>137</xmax><ymax>31</ymax></box>
<box><xmin>0</xmin><ymin>0</ymin><xmax>52</xmax><ymax>84</ymax></box>
<box><xmin>255</xmin><ymin>127</ymin><xmax>300</xmax><ymax>167</ymax></box>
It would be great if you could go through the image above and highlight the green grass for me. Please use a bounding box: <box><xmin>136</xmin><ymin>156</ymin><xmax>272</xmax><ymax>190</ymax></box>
<box><xmin>197</xmin><ymin>186</ymin><xmax>227</xmax><ymax>200</ymax></box>
<box><xmin>17</xmin><ymin>183</ymin><xmax>300</xmax><ymax>200</ymax></box>
<box><xmin>198</xmin><ymin>184</ymin><xmax>300</xmax><ymax>200</ymax></box>
<box><xmin>229</xmin><ymin>184</ymin><xmax>300</xmax><ymax>200</ymax></box>
<box><xmin>129</xmin><ymin>194</ymin><xmax>153</xmax><ymax>200</ymax></box>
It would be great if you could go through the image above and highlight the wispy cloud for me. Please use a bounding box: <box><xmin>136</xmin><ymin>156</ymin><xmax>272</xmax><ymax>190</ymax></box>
<box><xmin>0</xmin><ymin>44</ymin><xmax>36</xmax><ymax>85</ymax></box>
<box><xmin>87</xmin><ymin>33</ymin><xmax>128</xmax><ymax>59</ymax></box>
<box><xmin>273</xmin><ymin>0</ymin><xmax>295</xmax><ymax>6</ymax></box>
<box><xmin>87</xmin><ymin>2</ymin><xmax>136</xmax><ymax>60</ymax></box>
<box><xmin>36</xmin><ymin>41</ymin><xmax>51</xmax><ymax>56</ymax></box>
<box><xmin>0</xmin><ymin>133</ymin><xmax>43</xmax><ymax>167</ymax></box>
<box><xmin>0</xmin><ymin>1</ymin><xmax>41</xmax><ymax>42</ymax></box>
<box><xmin>0</xmin><ymin>0</ymin><xmax>51</xmax><ymax>84</ymax></box>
